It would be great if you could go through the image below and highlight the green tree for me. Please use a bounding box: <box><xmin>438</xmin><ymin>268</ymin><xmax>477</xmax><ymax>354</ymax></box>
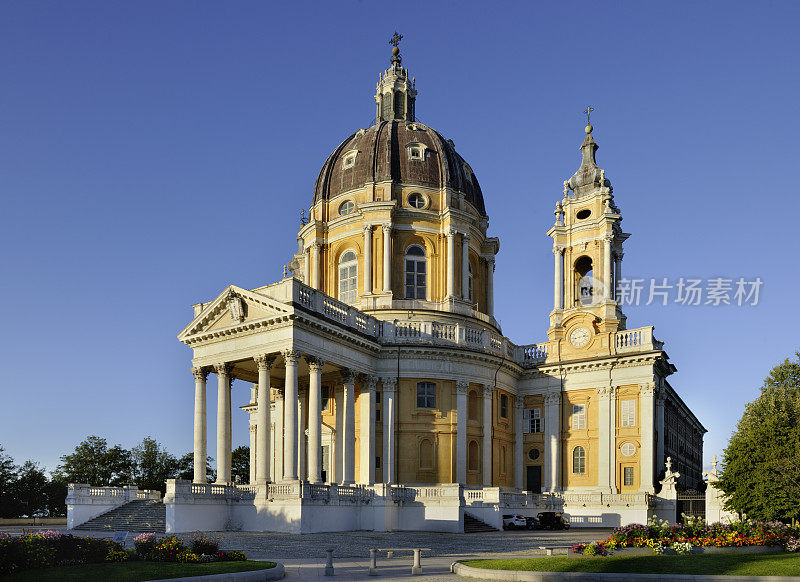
<box><xmin>231</xmin><ymin>446</ymin><xmax>250</xmax><ymax>483</ymax></box>
<box><xmin>13</xmin><ymin>461</ymin><xmax>48</xmax><ymax>517</ymax></box>
<box><xmin>0</xmin><ymin>446</ymin><xmax>18</xmax><ymax>518</ymax></box>
<box><xmin>44</xmin><ymin>474</ymin><xmax>67</xmax><ymax>517</ymax></box>
<box><xmin>717</xmin><ymin>351</ymin><xmax>800</xmax><ymax>521</ymax></box>
<box><xmin>175</xmin><ymin>452</ymin><xmax>215</xmax><ymax>482</ymax></box>
<box><xmin>131</xmin><ymin>437</ymin><xmax>179</xmax><ymax>493</ymax></box>
<box><xmin>53</xmin><ymin>436</ymin><xmax>133</xmax><ymax>486</ymax></box>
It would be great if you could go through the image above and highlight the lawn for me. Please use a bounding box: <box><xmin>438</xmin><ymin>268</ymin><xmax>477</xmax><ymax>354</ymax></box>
<box><xmin>462</xmin><ymin>553</ymin><xmax>800</xmax><ymax>576</ymax></box>
<box><xmin>4</xmin><ymin>560</ymin><xmax>276</xmax><ymax>581</ymax></box>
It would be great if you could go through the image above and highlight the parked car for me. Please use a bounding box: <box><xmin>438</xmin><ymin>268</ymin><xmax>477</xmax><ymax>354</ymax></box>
<box><xmin>502</xmin><ymin>514</ymin><xmax>527</xmax><ymax>530</ymax></box>
<box><xmin>524</xmin><ymin>515</ymin><xmax>540</xmax><ymax>530</ymax></box>
<box><xmin>536</xmin><ymin>512</ymin><xmax>570</xmax><ymax>530</ymax></box>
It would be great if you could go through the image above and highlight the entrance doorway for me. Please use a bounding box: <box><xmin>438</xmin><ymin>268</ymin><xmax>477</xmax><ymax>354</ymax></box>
<box><xmin>526</xmin><ymin>465</ymin><xmax>542</xmax><ymax>493</ymax></box>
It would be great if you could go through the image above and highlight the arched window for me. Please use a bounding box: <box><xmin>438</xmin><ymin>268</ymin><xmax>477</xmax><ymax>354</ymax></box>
<box><xmin>394</xmin><ymin>91</ymin><xmax>404</xmax><ymax>118</ymax></box>
<box><xmin>468</xmin><ymin>440</ymin><xmax>480</xmax><ymax>471</ymax></box>
<box><xmin>338</xmin><ymin>250</ymin><xmax>358</xmax><ymax>304</ymax></box>
<box><xmin>405</xmin><ymin>245</ymin><xmax>427</xmax><ymax>299</ymax></box>
<box><xmin>468</xmin><ymin>390</ymin><xmax>479</xmax><ymax>421</ymax></box>
<box><xmin>419</xmin><ymin>438</ymin><xmax>433</xmax><ymax>469</ymax></box>
<box><xmin>575</xmin><ymin>256</ymin><xmax>594</xmax><ymax>306</ymax></box>
<box><xmin>573</xmin><ymin>446</ymin><xmax>586</xmax><ymax>474</ymax></box>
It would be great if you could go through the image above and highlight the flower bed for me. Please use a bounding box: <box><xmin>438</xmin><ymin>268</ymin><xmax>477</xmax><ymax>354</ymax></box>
<box><xmin>0</xmin><ymin>531</ymin><xmax>247</xmax><ymax>576</ymax></box>
<box><xmin>592</xmin><ymin>516</ymin><xmax>800</xmax><ymax>556</ymax></box>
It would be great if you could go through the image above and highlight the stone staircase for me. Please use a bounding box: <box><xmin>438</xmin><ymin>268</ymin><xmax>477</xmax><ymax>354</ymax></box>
<box><xmin>464</xmin><ymin>512</ymin><xmax>499</xmax><ymax>533</ymax></box>
<box><xmin>76</xmin><ymin>500</ymin><xmax>166</xmax><ymax>533</ymax></box>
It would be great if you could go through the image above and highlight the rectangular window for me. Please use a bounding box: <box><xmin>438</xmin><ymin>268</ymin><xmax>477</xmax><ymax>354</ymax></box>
<box><xmin>376</xmin><ymin>408</ymin><xmax>381</xmax><ymax>422</ymax></box>
<box><xmin>416</xmin><ymin>382</ymin><xmax>436</xmax><ymax>409</ymax></box>
<box><xmin>500</xmin><ymin>394</ymin><xmax>508</xmax><ymax>418</ymax></box>
<box><xmin>375</xmin><ymin>456</ymin><xmax>381</xmax><ymax>469</ymax></box>
<box><xmin>321</xmin><ymin>386</ymin><xmax>330</xmax><ymax>411</ymax></box>
<box><xmin>523</xmin><ymin>408</ymin><xmax>543</xmax><ymax>433</ymax></box>
<box><xmin>624</xmin><ymin>466</ymin><xmax>634</xmax><ymax>486</ymax></box>
<box><xmin>572</xmin><ymin>404</ymin><xmax>586</xmax><ymax>430</ymax></box>
<box><xmin>621</xmin><ymin>400</ymin><xmax>636</xmax><ymax>427</ymax></box>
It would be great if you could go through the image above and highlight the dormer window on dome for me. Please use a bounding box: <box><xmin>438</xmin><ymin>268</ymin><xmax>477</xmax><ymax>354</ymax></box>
<box><xmin>342</xmin><ymin>149</ymin><xmax>358</xmax><ymax>170</ymax></box>
<box><xmin>407</xmin><ymin>141</ymin><xmax>427</xmax><ymax>161</ymax></box>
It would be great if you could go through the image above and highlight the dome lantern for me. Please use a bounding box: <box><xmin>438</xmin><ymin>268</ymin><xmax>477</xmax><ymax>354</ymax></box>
<box><xmin>375</xmin><ymin>32</ymin><xmax>416</xmax><ymax>123</ymax></box>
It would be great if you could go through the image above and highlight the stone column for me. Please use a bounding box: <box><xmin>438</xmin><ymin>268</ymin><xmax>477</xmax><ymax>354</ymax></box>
<box><xmin>553</xmin><ymin>246</ymin><xmax>563</xmax><ymax>310</ymax></box>
<box><xmin>304</xmin><ymin>247</ymin><xmax>311</xmax><ymax>285</ymax></box>
<box><xmin>341</xmin><ymin>369</ymin><xmax>357</xmax><ymax>484</ymax></box>
<box><xmin>640</xmin><ymin>382</ymin><xmax>656</xmax><ymax>493</ymax></box>
<box><xmin>382</xmin><ymin>377</ymin><xmax>397</xmax><ymax>483</ymax></box>
<box><xmin>360</xmin><ymin>375</ymin><xmax>378</xmax><ymax>484</ymax></box>
<box><xmin>596</xmin><ymin>387</ymin><xmax>614</xmax><ymax>493</ymax></box>
<box><xmin>282</xmin><ymin>350</ymin><xmax>300</xmax><ymax>481</ymax></box>
<box><xmin>311</xmin><ymin>243</ymin><xmax>321</xmax><ymax>290</ymax></box>
<box><xmin>461</xmin><ymin>232</ymin><xmax>471</xmax><ymax>300</ymax></box>
<box><xmin>656</xmin><ymin>383</ymin><xmax>665</xmax><ymax>477</ymax></box>
<box><xmin>544</xmin><ymin>392</ymin><xmax>561</xmax><ymax>491</ymax></box>
<box><xmin>192</xmin><ymin>367</ymin><xmax>208</xmax><ymax>483</ymax></box>
<box><xmin>604</xmin><ymin>235</ymin><xmax>614</xmax><ymax>300</ymax></box>
<box><xmin>486</xmin><ymin>256</ymin><xmax>495</xmax><ymax>317</ymax></box>
<box><xmin>297</xmin><ymin>387</ymin><xmax>307</xmax><ymax>480</ymax></box>
<box><xmin>455</xmin><ymin>381</ymin><xmax>469</xmax><ymax>484</ymax></box>
<box><xmin>482</xmin><ymin>385</ymin><xmax>493</xmax><ymax>486</ymax></box>
<box><xmin>514</xmin><ymin>397</ymin><xmax>524</xmax><ymax>490</ymax></box>
<box><xmin>382</xmin><ymin>223</ymin><xmax>392</xmax><ymax>294</ymax></box>
<box><xmin>254</xmin><ymin>355</ymin><xmax>274</xmax><ymax>483</ymax></box>
<box><xmin>272</xmin><ymin>390</ymin><xmax>284</xmax><ymax>483</ymax></box>
<box><xmin>614</xmin><ymin>251</ymin><xmax>624</xmax><ymax>301</ymax></box>
<box><xmin>306</xmin><ymin>356</ymin><xmax>325</xmax><ymax>483</ymax></box>
<box><xmin>248</xmin><ymin>423</ymin><xmax>256</xmax><ymax>483</ymax></box>
<box><xmin>363</xmin><ymin>224</ymin><xmax>373</xmax><ymax>295</ymax></box>
<box><xmin>446</xmin><ymin>229</ymin><xmax>456</xmax><ymax>298</ymax></box>
<box><xmin>214</xmin><ymin>363</ymin><xmax>232</xmax><ymax>483</ymax></box>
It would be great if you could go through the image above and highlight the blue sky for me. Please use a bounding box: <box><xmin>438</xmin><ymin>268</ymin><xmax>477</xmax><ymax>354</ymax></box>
<box><xmin>1</xmin><ymin>1</ymin><xmax>798</xmax><ymax>474</ymax></box>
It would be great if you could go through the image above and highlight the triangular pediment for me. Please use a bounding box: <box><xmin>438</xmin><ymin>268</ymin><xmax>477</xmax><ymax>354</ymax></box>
<box><xmin>178</xmin><ymin>285</ymin><xmax>292</xmax><ymax>341</ymax></box>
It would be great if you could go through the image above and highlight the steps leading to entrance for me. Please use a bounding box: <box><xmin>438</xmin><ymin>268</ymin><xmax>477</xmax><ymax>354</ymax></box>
<box><xmin>464</xmin><ymin>512</ymin><xmax>499</xmax><ymax>533</ymax></box>
<box><xmin>76</xmin><ymin>500</ymin><xmax>166</xmax><ymax>533</ymax></box>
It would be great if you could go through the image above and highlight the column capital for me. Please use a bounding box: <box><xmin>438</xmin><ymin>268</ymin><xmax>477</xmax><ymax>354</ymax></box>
<box><xmin>381</xmin><ymin>376</ymin><xmax>397</xmax><ymax>391</ymax></box>
<box><xmin>446</xmin><ymin>228</ymin><xmax>456</xmax><ymax>238</ymax></box>
<box><xmin>363</xmin><ymin>223</ymin><xmax>373</xmax><ymax>234</ymax></box>
<box><xmin>312</xmin><ymin>241</ymin><xmax>322</xmax><ymax>250</ymax></box>
<box><xmin>544</xmin><ymin>391</ymin><xmax>561</xmax><ymax>405</ymax></box>
<box><xmin>305</xmin><ymin>355</ymin><xmax>326</xmax><ymax>372</ymax></box>
<box><xmin>553</xmin><ymin>244</ymin><xmax>565</xmax><ymax>254</ymax></box>
<box><xmin>192</xmin><ymin>367</ymin><xmax>208</xmax><ymax>381</ymax></box>
<box><xmin>362</xmin><ymin>374</ymin><xmax>379</xmax><ymax>391</ymax></box>
<box><xmin>282</xmin><ymin>349</ymin><xmax>302</xmax><ymax>365</ymax></box>
<box><xmin>462</xmin><ymin>232</ymin><xmax>471</xmax><ymax>242</ymax></box>
<box><xmin>254</xmin><ymin>354</ymin><xmax>276</xmax><ymax>372</ymax></box>
<box><xmin>213</xmin><ymin>363</ymin><xmax>231</xmax><ymax>376</ymax></box>
<box><xmin>381</xmin><ymin>222</ymin><xmax>392</xmax><ymax>233</ymax></box>
<box><xmin>456</xmin><ymin>380</ymin><xmax>471</xmax><ymax>394</ymax></box>
<box><xmin>340</xmin><ymin>368</ymin><xmax>357</xmax><ymax>384</ymax></box>
<box><xmin>514</xmin><ymin>396</ymin><xmax>524</xmax><ymax>410</ymax></box>
<box><xmin>596</xmin><ymin>386</ymin><xmax>616</xmax><ymax>399</ymax></box>
<box><xmin>482</xmin><ymin>384</ymin><xmax>494</xmax><ymax>397</ymax></box>
<box><xmin>640</xmin><ymin>382</ymin><xmax>657</xmax><ymax>396</ymax></box>
<box><xmin>603</xmin><ymin>233</ymin><xmax>615</xmax><ymax>243</ymax></box>
<box><xmin>484</xmin><ymin>255</ymin><xmax>496</xmax><ymax>268</ymax></box>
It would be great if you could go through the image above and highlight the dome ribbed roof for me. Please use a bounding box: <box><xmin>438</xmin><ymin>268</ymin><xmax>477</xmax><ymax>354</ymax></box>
<box><xmin>313</xmin><ymin>120</ymin><xmax>487</xmax><ymax>216</ymax></box>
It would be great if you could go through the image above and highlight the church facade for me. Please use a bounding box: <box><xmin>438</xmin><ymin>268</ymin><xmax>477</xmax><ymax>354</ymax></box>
<box><xmin>167</xmin><ymin>44</ymin><xmax>704</xmax><ymax>532</ymax></box>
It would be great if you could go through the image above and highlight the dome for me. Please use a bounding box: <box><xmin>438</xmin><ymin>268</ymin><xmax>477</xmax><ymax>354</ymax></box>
<box><xmin>313</xmin><ymin>120</ymin><xmax>487</xmax><ymax>217</ymax></box>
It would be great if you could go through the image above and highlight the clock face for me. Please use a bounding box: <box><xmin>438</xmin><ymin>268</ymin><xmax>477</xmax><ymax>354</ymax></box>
<box><xmin>569</xmin><ymin>327</ymin><xmax>590</xmax><ymax>348</ymax></box>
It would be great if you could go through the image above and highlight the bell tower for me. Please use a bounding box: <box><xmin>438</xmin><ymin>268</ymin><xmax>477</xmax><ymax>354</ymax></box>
<box><xmin>547</xmin><ymin>116</ymin><xmax>630</xmax><ymax>346</ymax></box>
<box><xmin>375</xmin><ymin>32</ymin><xmax>416</xmax><ymax>123</ymax></box>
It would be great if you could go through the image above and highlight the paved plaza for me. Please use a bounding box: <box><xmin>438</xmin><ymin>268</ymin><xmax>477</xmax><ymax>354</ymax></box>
<box><xmin>0</xmin><ymin>526</ymin><xmax>612</xmax><ymax>580</ymax></box>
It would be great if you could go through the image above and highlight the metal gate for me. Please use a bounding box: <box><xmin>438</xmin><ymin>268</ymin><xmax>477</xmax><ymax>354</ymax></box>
<box><xmin>676</xmin><ymin>489</ymin><xmax>706</xmax><ymax>522</ymax></box>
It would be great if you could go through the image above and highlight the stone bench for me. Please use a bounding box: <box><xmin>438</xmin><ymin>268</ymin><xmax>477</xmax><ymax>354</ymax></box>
<box><xmin>539</xmin><ymin>544</ymin><xmax>574</xmax><ymax>556</ymax></box>
<box><xmin>374</xmin><ymin>547</ymin><xmax>432</xmax><ymax>575</ymax></box>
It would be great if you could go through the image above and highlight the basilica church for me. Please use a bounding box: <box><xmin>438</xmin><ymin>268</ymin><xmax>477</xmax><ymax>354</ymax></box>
<box><xmin>150</xmin><ymin>42</ymin><xmax>704</xmax><ymax>533</ymax></box>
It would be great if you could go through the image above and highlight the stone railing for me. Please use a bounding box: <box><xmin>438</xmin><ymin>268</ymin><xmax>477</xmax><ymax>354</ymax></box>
<box><xmin>614</xmin><ymin>326</ymin><xmax>662</xmax><ymax>354</ymax></box>
<box><xmin>68</xmin><ymin>484</ymin><xmax>161</xmax><ymax>504</ymax></box>
<box><xmin>259</xmin><ymin>278</ymin><xmax>662</xmax><ymax>367</ymax></box>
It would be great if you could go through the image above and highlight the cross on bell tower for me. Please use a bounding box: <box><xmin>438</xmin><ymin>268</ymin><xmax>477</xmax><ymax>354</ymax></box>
<box><xmin>546</xmin><ymin>116</ymin><xmax>631</xmax><ymax>346</ymax></box>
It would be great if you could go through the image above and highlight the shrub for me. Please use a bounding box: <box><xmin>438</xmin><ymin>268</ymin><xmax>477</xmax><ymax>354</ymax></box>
<box><xmin>177</xmin><ymin>550</ymin><xmax>200</xmax><ymax>563</ymax></box>
<box><xmin>224</xmin><ymin>550</ymin><xmax>247</xmax><ymax>561</ymax></box>
<box><xmin>134</xmin><ymin>532</ymin><xmax>157</xmax><ymax>557</ymax></box>
<box><xmin>150</xmin><ymin>535</ymin><xmax>186</xmax><ymax>562</ymax></box>
<box><xmin>671</xmin><ymin>541</ymin><xmax>693</xmax><ymax>555</ymax></box>
<box><xmin>786</xmin><ymin>538</ymin><xmax>800</xmax><ymax>552</ymax></box>
<box><xmin>190</xmin><ymin>533</ymin><xmax>220</xmax><ymax>555</ymax></box>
